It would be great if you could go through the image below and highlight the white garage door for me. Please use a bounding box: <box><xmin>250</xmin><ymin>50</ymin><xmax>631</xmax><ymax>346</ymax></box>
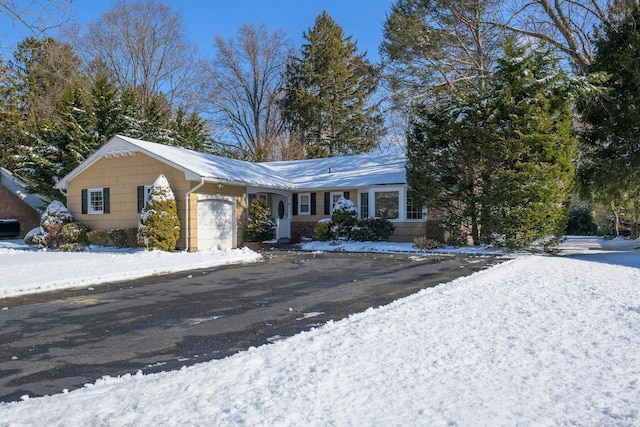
<box><xmin>197</xmin><ymin>196</ymin><xmax>235</xmax><ymax>250</ymax></box>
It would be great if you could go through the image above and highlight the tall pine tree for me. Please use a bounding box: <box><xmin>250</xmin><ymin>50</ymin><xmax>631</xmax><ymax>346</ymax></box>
<box><xmin>485</xmin><ymin>40</ymin><xmax>577</xmax><ymax>248</ymax></box>
<box><xmin>280</xmin><ymin>11</ymin><xmax>384</xmax><ymax>158</ymax></box>
<box><xmin>408</xmin><ymin>39</ymin><xmax>578</xmax><ymax>248</ymax></box>
<box><xmin>577</xmin><ymin>4</ymin><xmax>640</xmax><ymax>238</ymax></box>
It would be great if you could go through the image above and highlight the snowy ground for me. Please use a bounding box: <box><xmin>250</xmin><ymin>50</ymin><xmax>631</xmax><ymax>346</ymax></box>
<box><xmin>1</xmin><ymin>237</ymin><xmax>639</xmax><ymax>426</ymax></box>
<box><xmin>0</xmin><ymin>241</ymin><xmax>262</xmax><ymax>298</ymax></box>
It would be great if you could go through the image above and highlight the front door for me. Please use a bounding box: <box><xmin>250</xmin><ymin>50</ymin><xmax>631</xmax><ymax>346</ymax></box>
<box><xmin>272</xmin><ymin>194</ymin><xmax>290</xmax><ymax>241</ymax></box>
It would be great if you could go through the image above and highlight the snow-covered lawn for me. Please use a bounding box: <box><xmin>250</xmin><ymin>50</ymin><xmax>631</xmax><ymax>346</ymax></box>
<box><xmin>1</xmin><ymin>237</ymin><xmax>639</xmax><ymax>426</ymax></box>
<box><xmin>0</xmin><ymin>241</ymin><xmax>262</xmax><ymax>298</ymax></box>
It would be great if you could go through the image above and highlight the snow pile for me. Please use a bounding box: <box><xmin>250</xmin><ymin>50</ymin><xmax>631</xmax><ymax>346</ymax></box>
<box><xmin>0</xmin><ymin>241</ymin><xmax>261</xmax><ymax>298</ymax></box>
<box><xmin>1</xmin><ymin>238</ymin><xmax>639</xmax><ymax>425</ymax></box>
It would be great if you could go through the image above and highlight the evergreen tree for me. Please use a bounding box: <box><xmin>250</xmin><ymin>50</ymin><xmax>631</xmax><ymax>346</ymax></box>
<box><xmin>245</xmin><ymin>198</ymin><xmax>276</xmax><ymax>242</ymax></box>
<box><xmin>91</xmin><ymin>70</ymin><xmax>124</xmax><ymax>144</ymax></box>
<box><xmin>9</xmin><ymin>37</ymin><xmax>84</xmax><ymax>198</ymax></box>
<box><xmin>139</xmin><ymin>94</ymin><xmax>172</xmax><ymax>143</ymax></box>
<box><xmin>54</xmin><ymin>82</ymin><xmax>98</xmax><ymax>175</ymax></box>
<box><xmin>381</xmin><ymin>0</ymin><xmax>502</xmax><ymax>125</ymax></box>
<box><xmin>577</xmin><ymin>4</ymin><xmax>640</xmax><ymax>238</ymax></box>
<box><xmin>118</xmin><ymin>87</ymin><xmax>144</xmax><ymax>139</ymax></box>
<box><xmin>137</xmin><ymin>174</ymin><xmax>180</xmax><ymax>251</ymax></box>
<box><xmin>280</xmin><ymin>11</ymin><xmax>384</xmax><ymax>158</ymax></box>
<box><xmin>171</xmin><ymin>108</ymin><xmax>212</xmax><ymax>152</ymax></box>
<box><xmin>18</xmin><ymin>81</ymin><xmax>97</xmax><ymax>201</ymax></box>
<box><xmin>408</xmin><ymin>39</ymin><xmax>578</xmax><ymax>248</ymax></box>
<box><xmin>15</xmin><ymin>128</ymin><xmax>61</xmax><ymax>201</ymax></box>
<box><xmin>10</xmin><ymin>37</ymin><xmax>82</xmax><ymax>131</ymax></box>
<box><xmin>0</xmin><ymin>58</ymin><xmax>23</xmax><ymax>170</ymax></box>
<box><xmin>407</xmin><ymin>86</ymin><xmax>491</xmax><ymax>245</ymax></box>
<box><xmin>484</xmin><ymin>40</ymin><xmax>577</xmax><ymax>248</ymax></box>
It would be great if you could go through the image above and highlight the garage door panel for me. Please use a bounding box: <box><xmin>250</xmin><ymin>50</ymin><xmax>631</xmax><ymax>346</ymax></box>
<box><xmin>197</xmin><ymin>198</ymin><xmax>235</xmax><ymax>250</ymax></box>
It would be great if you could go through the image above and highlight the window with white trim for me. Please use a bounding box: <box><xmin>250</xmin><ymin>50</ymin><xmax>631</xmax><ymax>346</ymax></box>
<box><xmin>406</xmin><ymin>193</ymin><xmax>424</xmax><ymax>220</ymax></box>
<box><xmin>88</xmin><ymin>188</ymin><xmax>104</xmax><ymax>214</ymax></box>
<box><xmin>374</xmin><ymin>191</ymin><xmax>399</xmax><ymax>219</ymax></box>
<box><xmin>330</xmin><ymin>192</ymin><xmax>343</xmax><ymax>213</ymax></box>
<box><xmin>298</xmin><ymin>193</ymin><xmax>310</xmax><ymax>215</ymax></box>
<box><xmin>360</xmin><ymin>192</ymin><xmax>369</xmax><ymax>218</ymax></box>
<box><xmin>144</xmin><ymin>185</ymin><xmax>153</xmax><ymax>204</ymax></box>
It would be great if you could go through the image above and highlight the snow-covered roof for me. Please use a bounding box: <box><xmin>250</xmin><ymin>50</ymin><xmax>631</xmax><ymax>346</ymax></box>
<box><xmin>265</xmin><ymin>151</ymin><xmax>406</xmax><ymax>190</ymax></box>
<box><xmin>55</xmin><ymin>135</ymin><xmax>407</xmax><ymax>191</ymax></box>
<box><xmin>0</xmin><ymin>168</ymin><xmax>48</xmax><ymax>213</ymax></box>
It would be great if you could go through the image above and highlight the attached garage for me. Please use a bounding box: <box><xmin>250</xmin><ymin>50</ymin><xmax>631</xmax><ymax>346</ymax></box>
<box><xmin>197</xmin><ymin>195</ymin><xmax>236</xmax><ymax>250</ymax></box>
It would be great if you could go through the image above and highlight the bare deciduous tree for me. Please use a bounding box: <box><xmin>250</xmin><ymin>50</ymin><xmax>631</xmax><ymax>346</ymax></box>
<box><xmin>77</xmin><ymin>0</ymin><xmax>196</xmax><ymax>108</ymax></box>
<box><xmin>490</xmin><ymin>0</ymin><xmax>607</xmax><ymax>72</ymax></box>
<box><xmin>198</xmin><ymin>23</ymin><xmax>293</xmax><ymax>161</ymax></box>
<box><xmin>0</xmin><ymin>0</ymin><xmax>72</xmax><ymax>37</ymax></box>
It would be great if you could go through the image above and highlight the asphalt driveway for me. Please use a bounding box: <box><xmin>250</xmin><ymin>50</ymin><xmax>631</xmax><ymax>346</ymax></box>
<box><xmin>0</xmin><ymin>251</ymin><xmax>501</xmax><ymax>402</ymax></box>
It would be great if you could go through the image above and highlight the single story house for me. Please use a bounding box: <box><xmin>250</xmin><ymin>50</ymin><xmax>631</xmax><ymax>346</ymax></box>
<box><xmin>54</xmin><ymin>135</ymin><xmax>442</xmax><ymax>251</ymax></box>
<box><xmin>0</xmin><ymin>168</ymin><xmax>47</xmax><ymax>238</ymax></box>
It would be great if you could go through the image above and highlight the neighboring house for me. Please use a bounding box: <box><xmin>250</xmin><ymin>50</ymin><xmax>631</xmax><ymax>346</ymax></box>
<box><xmin>54</xmin><ymin>135</ymin><xmax>442</xmax><ymax>251</ymax></box>
<box><xmin>0</xmin><ymin>168</ymin><xmax>47</xmax><ymax>238</ymax></box>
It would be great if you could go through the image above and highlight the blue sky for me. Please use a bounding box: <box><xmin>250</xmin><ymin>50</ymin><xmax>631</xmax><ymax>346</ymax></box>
<box><xmin>1</xmin><ymin>0</ymin><xmax>392</xmax><ymax>61</ymax></box>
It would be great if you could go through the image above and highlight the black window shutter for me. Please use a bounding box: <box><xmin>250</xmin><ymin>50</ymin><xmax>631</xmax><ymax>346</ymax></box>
<box><xmin>311</xmin><ymin>193</ymin><xmax>317</xmax><ymax>215</ymax></box>
<box><xmin>324</xmin><ymin>192</ymin><xmax>330</xmax><ymax>215</ymax></box>
<box><xmin>81</xmin><ymin>189</ymin><xmax>88</xmax><ymax>214</ymax></box>
<box><xmin>343</xmin><ymin>191</ymin><xmax>350</xmax><ymax>200</ymax></box>
<box><xmin>292</xmin><ymin>193</ymin><xmax>298</xmax><ymax>216</ymax></box>
<box><xmin>103</xmin><ymin>188</ymin><xmax>110</xmax><ymax>213</ymax></box>
<box><xmin>137</xmin><ymin>186</ymin><xmax>145</xmax><ymax>213</ymax></box>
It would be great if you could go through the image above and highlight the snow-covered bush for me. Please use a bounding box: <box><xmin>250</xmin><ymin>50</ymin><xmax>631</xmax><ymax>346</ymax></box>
<box><xmin>331</xmin><ymin>197</ymin><xmax>358</xmax><ymax>239</ymax></box>
<box><xmin>32</xmin><ymin>200</ymin><xmax>74</xmax><ymax>248</ymax></box>
<box><xmin>23</xmin><ymin>227</ymin><xmax>40</xmax><ymax>246</ymax></box>
<box><xmin>313</xmin><ymin>197</ymin><xmax>395</xmax><ymax>242</ymax></box>
<box><xmin>245</xmin><ymin>198</ymin><xmax>276</xmax><ymax>242</ymax></box>
<box><xmin>137</xmin><ymin>174</ymin><xmax>180</xmax><ymax>251</ymax></box>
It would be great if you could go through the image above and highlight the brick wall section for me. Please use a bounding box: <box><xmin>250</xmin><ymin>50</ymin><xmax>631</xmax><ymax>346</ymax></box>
<box><xmin>0</xmin><ymin>184</ymin><xmax>41</xmax><ymax>238</ymax></box>
<box><xmin>291</xmin><ymin>222</ymin><xmax>317</xmax><ymax>242</ymax></box>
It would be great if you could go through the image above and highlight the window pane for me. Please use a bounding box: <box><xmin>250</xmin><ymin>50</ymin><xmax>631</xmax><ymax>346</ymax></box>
<box><xmin>299</xmin><ymin>194</ymin><xmax>310</xmax><ymax>214</ymax></box>
<box><xmin>375</xmin><ymin>191</ymin><xmax>399</xmax><ymax>219</ymax></box>
<box><xmin>406</xmin><ymin>194</ymin><xmax>423</xmax><ymax>220</ymax></box>
<box><xmin>89</xmin><ymin>189</ymin><xmax>103</xmax><ymax>213</ymax></box>
<box><xmin>360</xmin><ymin>193</ymin><xmax>369</xmax><ymax>218</ymax></box>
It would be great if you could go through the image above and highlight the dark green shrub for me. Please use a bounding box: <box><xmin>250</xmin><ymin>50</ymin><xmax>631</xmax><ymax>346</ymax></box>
<box><xmin>353</xmin><ymin>217</ymin><xmax>395</xmax><ymax>241</ymax></box>
<box><xmin>60</xmin><ymin>222</ymin><xmax>91</xmax><ymax>246</ymax></box>
<box><xmin>108</xmin><ymin>228</ymin><xmax>130</xmax><ymax>248</ymax></box>
<box><xmin>566</xmin><ymin>202</ymin><xmax>598</xmax><ymax>235</ymax></box>
<box><xmin>349</xmin><ymin>225</ymin><xmax>371</xmax><ymax>242</ymax></box>
<box><xmin>137</xmin><ymin>175</ymin><xmax>181</xmax><ymax>251</ymax></box>
<box><xmin>126</xmin><ymin>228</ymin><xmax>140</xmax><ymax>248</ymax></box>
<box><xmin>313</xmin><ymin>220</ymin><xmax>333</xmax><ymax>241</ymax></box>
<box><xmin>245</xmin><ymin>198</ymin><xmax>276</xmax><ymax>242</ymax></box>
<box><xmin>87</xmin><ymin>230</ymin><xmax>113</xmax><ymax>246</ymax></box>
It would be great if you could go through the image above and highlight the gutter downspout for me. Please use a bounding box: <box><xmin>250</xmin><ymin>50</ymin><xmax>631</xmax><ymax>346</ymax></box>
<box><xmin>185</xmin><ymin>178</ymin><xmax>205</xmax><ymax>252</ymax></box>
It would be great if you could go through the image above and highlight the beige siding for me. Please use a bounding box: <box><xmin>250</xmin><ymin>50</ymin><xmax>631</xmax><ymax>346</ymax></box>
<box><xmin>290</xmin><ymin>189</ymin><xmax>357</xmax><ymax>224</ymax></box>
<box><xmin>68</xmin><ymin>153</ymin><xmax>192</xmax><ymax>249</ymax></box>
